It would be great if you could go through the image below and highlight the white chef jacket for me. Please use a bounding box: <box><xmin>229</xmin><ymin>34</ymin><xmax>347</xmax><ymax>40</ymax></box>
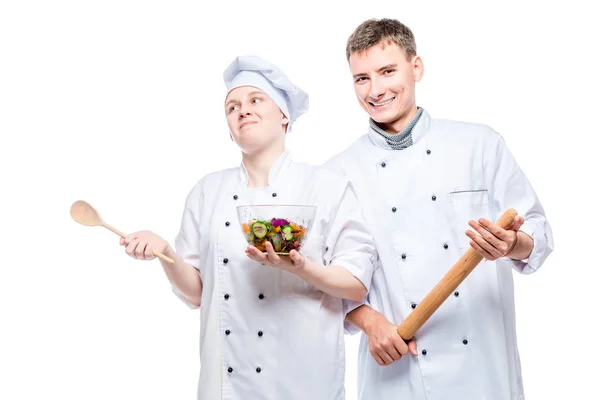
<box><xmin>325</xmin><ymin>109</ymin><xmax>554</xmax><ymax>400</ymax></box>
<box><xmin>173</xmin><ymin>150</ymin><xmax>377</xmax><ymax>400</ymax></box>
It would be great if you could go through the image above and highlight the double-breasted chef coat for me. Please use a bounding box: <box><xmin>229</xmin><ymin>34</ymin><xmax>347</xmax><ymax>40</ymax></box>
<box><xmin>325</xmin><ymin>109</ymin><xmax>554</xmax><ymax>400</ymax></box>
<box><xmin>173</xmin><ymin>150</ymin><xmax>377</xmax><ymax>400</ymax></box>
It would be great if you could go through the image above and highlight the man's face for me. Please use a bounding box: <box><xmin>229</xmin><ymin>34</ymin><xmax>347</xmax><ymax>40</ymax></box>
<box><xmin>349</xmin><ymin>41</ymin><xmax>423</xmax><ymax>132</ymax></box>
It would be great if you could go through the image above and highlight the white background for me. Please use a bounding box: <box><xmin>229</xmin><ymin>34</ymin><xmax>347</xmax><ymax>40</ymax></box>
<box><xmin>1</xmin><ymin>0</ymin><xmax>598</xmax><ymax>399</ymax></box>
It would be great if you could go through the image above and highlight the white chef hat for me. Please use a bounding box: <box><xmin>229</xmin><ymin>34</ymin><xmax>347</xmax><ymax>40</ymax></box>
<box><xmin>223</xmin><ymin>55</ymin><xmax>309</xmax><ymax>133</ymax></box>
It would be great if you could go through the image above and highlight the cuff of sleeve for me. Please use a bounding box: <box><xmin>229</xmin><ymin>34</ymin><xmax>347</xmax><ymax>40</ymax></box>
<box><xmin>503</xmin><ymin>220</ymin><xmax>546</xmax><ymax>275</ymax></box>
<box><xmin>333</xmin><ymin>254</ymin><xmax>376</xmax><ymax>292</ymax></box>
<box><xmin>171</xmin><ymin>268</ymin><xmax>202</xmax><ymax>309</ymax></box>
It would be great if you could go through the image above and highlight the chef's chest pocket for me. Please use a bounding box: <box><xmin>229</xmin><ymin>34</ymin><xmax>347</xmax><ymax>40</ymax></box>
<box><xmin>281</xmin><ymin>235</ymin><xmax>325</xmax><ymax>298</ymax></box>
<box><xmin>449</xmin><ymin>189</ymin><xmax>492</xmax><ymax>251</ymax></box>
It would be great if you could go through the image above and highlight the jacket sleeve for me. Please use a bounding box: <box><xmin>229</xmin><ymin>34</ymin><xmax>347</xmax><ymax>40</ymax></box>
<box><xmin>172</xmin><ymin>179</ymin><xmax>205</xmax><ymax>308</ymax></box>
<box><xmin>485</xmin><ymin>130</ymin><xmax>554</xmax><ymax>274</ymax></box>
<box><xmin>323</xmin><ymin>181</ymin><xmax>378</xmax><ymax>293</ymax></box>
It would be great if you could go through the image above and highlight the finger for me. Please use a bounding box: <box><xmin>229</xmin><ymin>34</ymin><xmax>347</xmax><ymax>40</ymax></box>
<box><xmin>408</xmin><ymin>339</ymin><xmax>418</xmax><ymax>356</ymax></box>
<box><xmin>469</xmin><ymin>239</ymin><xmax>495</xmax><ymax>260</ymax></box>
<box><xmin>144</xmin><ymin>245</ymin><xmax>154</xmax><ymax>260</ymax></box>
<box><xmin>250</xmin><ymin>246</ymin><xmax>270</xmax><ymax>264</ymax></box>
<box><xmin>135</xmin><ymin>242</ymin><xmax>147</xmax><ymax>258</ymax></box>
<box><xmin>466</xmin><ymin>229</ymin><xmax>503</xmax><ymax>259</ymax></box>
<box><xmin>247</xmin><ymin>245</ymin><xmax>268</xmax><ymax>264</ymax></box>
<box><xmin>378</xmin><ymin>350</ymin><xmax>395</xmax><ymax>365</ymax></box>
<box><xmin>510</xmin><ymin>215</ymin><xmax>525</xmax><ymax>231</ymax></box>
<box><xmin>391</xmin><ymin>335</ymin><xmax>409</xmax><ymax>356</ymax></box>
<box><xmin>479</xmin><ymin>218</ymin><xmax>518</xmax><ymax>246</ymax></box>
<box><xmin>265</xmin><ymin>242</ymin><xmax>280</xmax><ymax>264</ymax></box>
<box><xmin>246</xmin><ymin>251</ymin><xmax>262</xmax><ymax>264</ymax></box>
<box><xmin>289</xmin><ymin>250</ymin><xmax>305</xmax><ymax>267</ymax></box>
<box><xmin>477</xmin><ymin>218</ymin><xmax>511</xmax><ymax>239</ymax></box>
<box><xmin>383</xmin><ymin>341</ymin><xmax>403</xmax><ymax>360</ymax></box>
<box><xmin>119</xmin><ymin>238</ymin><xmax>125</xmax><ymax>246</ymax></box>
<box><xmin>371</xmin><ymin>351</ymin><xmax>386</xmax><ymax>366</ymax></box>
<box><xmin>124</xmin><ymin>233</ymin><xmax>137</xmax><ymax>245</ymax></box>
<box><xmin>469</xmin><ymin>220</ymin><xmax>504</xmax><ymax>249</ymax></box>
<box><xmin>126</xmin><ymin>240</ymin><xmax>139</xmax><ymax>257</ymax></box>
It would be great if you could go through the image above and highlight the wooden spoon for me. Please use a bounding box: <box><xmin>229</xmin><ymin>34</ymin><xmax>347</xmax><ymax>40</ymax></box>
<box><xmin>70</xmin><ymin>200</ymin><xmax>174</xmax><ymax>264</ymax></box>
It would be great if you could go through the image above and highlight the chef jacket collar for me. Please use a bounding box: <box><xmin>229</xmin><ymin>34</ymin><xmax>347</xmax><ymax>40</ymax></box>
<box><xmin>239</xmin><ymin>149</ymin><xmax>292</xmax><ymax>188</ymax></box>
<box><xmin>368</xmin><ymin>108</ymin><xmax>431</xmax><ymax>150</ymax></box>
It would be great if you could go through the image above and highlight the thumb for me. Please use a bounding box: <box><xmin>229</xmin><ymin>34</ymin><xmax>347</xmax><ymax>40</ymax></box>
<box><xmin>290</xmin><ymin>250</ymin><xmax>304</xmax><ymax>266</ymax></box>
<box><xmin>510</xmin><ymin>216</ymin><xmax>524</xmax><ymax>231</ymax></box>
<box><xmin>408</xmin><ymin>339</ymin><xmax>418</xmax><ymax>356</ymax></box>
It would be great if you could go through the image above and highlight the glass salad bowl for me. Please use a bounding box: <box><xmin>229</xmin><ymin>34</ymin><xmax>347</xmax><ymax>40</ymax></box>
<box><xmin>236</xmin><ymin>205</ymin><xmax>317</xmax><ymax>254</ymax></box>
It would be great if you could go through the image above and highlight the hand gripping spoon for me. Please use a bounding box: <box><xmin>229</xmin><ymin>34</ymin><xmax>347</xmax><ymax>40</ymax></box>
<box><xmin>70</xmin><ymin>200</ymin><xmax>174</xmax><ymax>264</ymax></box>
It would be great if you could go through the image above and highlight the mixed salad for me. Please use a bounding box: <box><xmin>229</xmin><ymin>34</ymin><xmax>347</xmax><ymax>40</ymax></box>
<box><xmin>242</xmin><ymin>218</ymin><xmax>307</xmax><ymax>253</ymax></box>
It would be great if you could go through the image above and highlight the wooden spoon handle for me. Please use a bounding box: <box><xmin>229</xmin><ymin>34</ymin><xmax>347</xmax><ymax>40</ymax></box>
<box><xmin>103</xmin><ymin>223</ymin><xmax>175</xmax><ymax>264</ymax></box>
<box><xmin>151</xmin><ymin>251</ymin><xmax>175</xmax><ymax>264</ymax></box>
<box><xmin>103</xmin><ymin>223</ymin><xmax>128</xmax><ymax>238</ymax></box>
<box><xmin>396</xmin><ymin>208</ymin><xmax>518</xmax><ymax>340</ymax></box>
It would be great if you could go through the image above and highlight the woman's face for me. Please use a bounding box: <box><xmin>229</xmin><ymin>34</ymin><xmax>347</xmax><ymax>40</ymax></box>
<box><xmin>225</xmin><ymin>86</ymin><xmax>288</xmax><ymax>154</ymax></box>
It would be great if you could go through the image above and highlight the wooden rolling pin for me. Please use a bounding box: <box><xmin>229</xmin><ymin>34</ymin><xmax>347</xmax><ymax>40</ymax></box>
<box><xmin>397</xmin><ymin>208</ymin><xmax>518</xmax><ymax>340</ymax></box>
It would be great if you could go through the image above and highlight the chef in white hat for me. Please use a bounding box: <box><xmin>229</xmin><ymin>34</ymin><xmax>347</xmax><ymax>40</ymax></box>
<box><xmin>119</xmin><ymin>55</ymin><xmax>377</xmax><ymax>400</ymax></box>
<box><xmin>223</xmin><ymin>55</ymin><xmax>308</xmax><ymax>133</ymax></box>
